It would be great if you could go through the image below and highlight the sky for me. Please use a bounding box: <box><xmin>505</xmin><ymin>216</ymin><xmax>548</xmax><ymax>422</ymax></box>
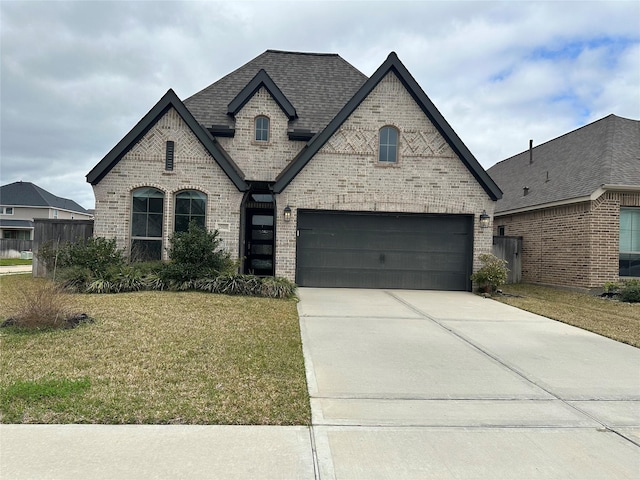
<box><xmin>1</xmin><ymin>0</ymin><xmax>639</xmax><ymax>210</ymax></box>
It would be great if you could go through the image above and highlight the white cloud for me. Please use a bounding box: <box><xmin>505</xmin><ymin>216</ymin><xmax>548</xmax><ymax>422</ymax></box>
<box><xmin>1</xmin><ymin>0</ymin><xmax>638</xmax><ymax>208</ymax></box>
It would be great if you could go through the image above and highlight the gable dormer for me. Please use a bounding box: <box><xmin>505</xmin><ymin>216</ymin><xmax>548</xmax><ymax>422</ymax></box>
<box><xmin>216</xmin><ymin>71</ymin><xmax>307</xmax><ymax>182</ymax></box>
<box><xmin>227</xmin><ymin>69</ymin><xmax>297</xmax><ymax>121</ymax></box>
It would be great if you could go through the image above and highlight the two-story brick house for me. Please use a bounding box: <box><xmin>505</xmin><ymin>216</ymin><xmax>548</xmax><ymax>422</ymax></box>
<box><xmin>87</xmin><ymin>50</ymin><xmax>502</xmax><ymax>291</ymax></box>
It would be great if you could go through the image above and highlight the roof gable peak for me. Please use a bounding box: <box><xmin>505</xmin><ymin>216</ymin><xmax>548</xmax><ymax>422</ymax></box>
<box><xmin>227</xmin><ymin>69</ymin><xmax>297</xmax><ymax>120</ymax></box>
<box><xmin>86</xmin><ymin>89</ymin><xmax>248</xmax><ymax>191</ymax></box>
<box><xmin>274</xmin><ymin>52</ymin><xmax>501</xmax><ymax>200</ymax></box>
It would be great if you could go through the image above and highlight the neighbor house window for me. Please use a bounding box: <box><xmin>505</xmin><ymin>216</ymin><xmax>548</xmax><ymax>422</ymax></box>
<box><xmin>1</xmin><ymin>207</ymin><xmax>13</xmax><ymax>215</ymax></box>
<box><xmin>255</xmin><ymin>116</ymin><xmax>269</xmax><ymax>142</ymax></box>
<box><xmin>131</xmin><ymin>187</ymin><xmax>164</xmax><ymax>261</ymax></box>
<box><xmin>3</xmin><ymin>230</ymin><xmax>30</xmax><ymax>240</ymax></box>
<box><xmin>620</xmin><ymin>208</ymin><xmax>640</xmax><ymax>277</ymax></box>
<box><xmin>174</xmin><ymin>190</ymin><xmax>206</xmax><ymax>232</ymax></box>
<box><xmin>379</xmin><ymin>126</ymin><xmax>398</xmax><ymax>163</ymax></box>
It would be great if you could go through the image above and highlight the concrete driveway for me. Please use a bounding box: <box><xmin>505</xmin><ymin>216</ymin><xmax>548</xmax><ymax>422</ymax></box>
<box><xmin>299</xmin><ymin>288</ymin><xmax>640</xmax><ymax>479</ymax></box>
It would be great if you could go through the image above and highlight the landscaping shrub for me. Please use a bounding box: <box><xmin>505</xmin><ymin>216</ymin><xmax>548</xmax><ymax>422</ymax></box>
<box><xmin>38</xmin><ymin>237</ymin><xmax>124</xmax><ymax>278</ymax></box>
<box><xmin>619</xmin><ymin>283</ymin><xmax>640</xmax><ymax>303</ymax></box>
<box><xmin>470</xmin><ymin>253</ymin><xmax>509</xmax><ymax>293</ymax></box>
<box><xmin>165</xmin><ymin>222</ymin><xmax>235</xmax><ymax>283</ymax></box>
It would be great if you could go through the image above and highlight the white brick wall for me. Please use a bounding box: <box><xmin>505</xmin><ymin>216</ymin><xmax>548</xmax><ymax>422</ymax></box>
<box><xmin>274</xmin><ymin>72</ymin><xmax>495</xmax><ymax>280</ymax></box>
<box><xmin>92</xmin><ymin>73</ymin><xmax>496</xmax><ymax>285</ymax></box>
<box><xmin>92</xmin><ymin>107</ymin><xmax>244</xmax><ymax>260</ymax></box>
<box><xmin>217</xmin><ymin>87</ymin><xmax>306</xmax><ymax>181</ymax></box>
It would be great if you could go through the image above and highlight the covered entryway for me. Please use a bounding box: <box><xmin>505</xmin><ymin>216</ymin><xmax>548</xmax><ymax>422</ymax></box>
<box><xmin>242</xmin><ymin>185</ymin><xmax>275</xmax><ymax>276</ymax></box>
<box><xmin>296</xmin><ymin>210</ymin><xmax>473</xmax><ymax>290</ymax></box>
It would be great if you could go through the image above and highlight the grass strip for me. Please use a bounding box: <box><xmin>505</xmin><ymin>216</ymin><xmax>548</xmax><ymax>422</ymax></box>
<box><xmin>496</xmin><ymin>283</ymin><xmax>640</xmax><ymax>348</ymax></box>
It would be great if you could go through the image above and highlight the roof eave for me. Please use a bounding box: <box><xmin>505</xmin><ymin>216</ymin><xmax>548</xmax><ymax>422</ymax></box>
<box><xmin>86</xmin><ymin>89</ymin><xmax>248</xmax><ymax>192</ymax></box>
<box><xmin>494</xmin><ymin>184</ymin><xmax>640</xmax><ymax>216</ymax></box>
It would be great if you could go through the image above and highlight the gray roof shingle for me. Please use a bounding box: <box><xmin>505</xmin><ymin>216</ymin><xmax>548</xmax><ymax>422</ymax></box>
<box><xmin>487</xmin><ymin>114</ymin><xmax>640</xmax><ymax>213</ymax></box>
<box><xmin>184</xmin><ymin>50</ymin><xmax>368</xmax><ymax>134</ymax></box>
<box><xmin>0</xmin><ymin>181</ymin><xmax>88</xmax><ymax>213</ymax></box>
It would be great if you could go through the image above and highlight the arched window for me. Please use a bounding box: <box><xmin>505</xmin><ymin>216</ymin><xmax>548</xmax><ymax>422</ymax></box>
<box><xmin>131</xmin><ymin>187</ymin><xmax>164</xmax><ymax>261</ymax></box>
<box><xmin>378</xmin><ymin>126</ymin><xmax>398</xmax><ymax>163</ymax></box>
<box><xmin>175</xmin><ymin>190</ymin><xmax>207</xmax><ymax>232</ymax></box>
<box><xmin>255</xmin><ymin>116</ymin><xmax>270</xmax><ymax>142</ymax></box>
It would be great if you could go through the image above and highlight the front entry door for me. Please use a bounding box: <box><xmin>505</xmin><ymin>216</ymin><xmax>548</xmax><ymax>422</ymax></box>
<box><xmin>244</xmin><ymin>207</ymin><xmax>275</xmax><ymax>276</ymax></box>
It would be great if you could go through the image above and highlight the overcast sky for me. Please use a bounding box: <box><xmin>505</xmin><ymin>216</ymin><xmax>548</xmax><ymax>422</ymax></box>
<box><xmin>1</xmin><ymin>0</ymin><xmax>638</xmax><ymax>210</ymax></box>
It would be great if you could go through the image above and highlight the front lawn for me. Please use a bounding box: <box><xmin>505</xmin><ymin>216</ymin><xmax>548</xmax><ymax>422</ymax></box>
<box><xmin>0</xmin><ymin>275</ymin><xmax>310</xmax><ymax>424</ymax></box>
<box><xmin>495</xmin><ymin>283</ymin><xmax>640</xmax><ymax>348</ymax></box>
<box><xmin>0</xmin><ymin>259</ymin><xmax>32</xmax><ymax>266</ymax></box>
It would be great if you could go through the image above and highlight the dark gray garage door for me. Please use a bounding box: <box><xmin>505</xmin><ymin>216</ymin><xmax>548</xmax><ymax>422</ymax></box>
<box><xmin>296</xmin><ymin>210</ymin><xmax>473</xmax><ymax>290</ymax></box>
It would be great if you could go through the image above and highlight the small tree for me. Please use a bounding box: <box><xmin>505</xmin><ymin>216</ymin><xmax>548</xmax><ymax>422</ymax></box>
<box><xmin>470</xmin><ymin>253</ymin><xmax>509</xmax><ymax>294</ymax></box>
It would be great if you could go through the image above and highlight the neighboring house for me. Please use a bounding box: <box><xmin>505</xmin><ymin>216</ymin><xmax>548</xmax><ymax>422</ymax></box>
<box><xmin>488</xmin><ymin>114</ymin><xmax>640</xmax><ymax>290</ymax></box>
<box><xmin>86</xmin><ymin>50</ymin><xmax>501</xmax><ymax>291</ymax></box>
<box><xmin>0</xmin><ymin>181</ymin><xmax>92</xmax><ymax>240</ymax></box>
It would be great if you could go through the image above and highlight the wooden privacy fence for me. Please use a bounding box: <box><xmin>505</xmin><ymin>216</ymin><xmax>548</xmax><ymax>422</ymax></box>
<box><xmin>0</xmin><ymin>239</ymin><xmax>33</xmax><ymax>258</ymax></box>
<box><xmin>33</xmin><ymin>219</ymin><xmax>94</xmax><ymax>277</ymax></box>
<box><xmin>492</xmin><ymin>235</ymin><xmax>522</xmax><ymax>284</ymax></box>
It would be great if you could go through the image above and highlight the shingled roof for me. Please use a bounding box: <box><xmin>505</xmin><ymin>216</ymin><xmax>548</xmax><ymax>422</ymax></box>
<box><xmin>184</xmin><ymin>50</ymin><xmax>368</xmax><ymax>135</ymax></box>
<box><xmin>488</xmin><ymin>114</ymin><xmax>640</xmax><ymax>214</ymax></box>
<box><xmin>0</xmin><ymin>181</ymin><xmax>88</xmax><ymax>213</ymax></box>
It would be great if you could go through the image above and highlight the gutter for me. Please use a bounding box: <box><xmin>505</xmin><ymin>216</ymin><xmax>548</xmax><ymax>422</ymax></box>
<box><xmin>495</xmin><ymin>184</ymin><xmax>640</xmax><ymax>217</ymax></box>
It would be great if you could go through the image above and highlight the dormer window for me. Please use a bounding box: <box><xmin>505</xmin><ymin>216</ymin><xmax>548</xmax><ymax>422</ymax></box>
<box><xmin>255</xmin><ymin>116</ymin><xmax>270</xmax><ymax>142</ymax></box>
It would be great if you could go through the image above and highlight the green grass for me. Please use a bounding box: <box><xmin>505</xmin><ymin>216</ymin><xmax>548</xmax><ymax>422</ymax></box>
<box><xmin>495</xmin><ymin>283</ymin><xmax>640</xmax><ymax>348</ymax></box>
<box><xmin>0</xmin><ymin>275</ymin><xmax>311</xmax><ymax>425</ymax></box>
<box><xmin>0</xmin><ymin>258</ymin><xmax>32</xmax><ymax>266</ymax></box>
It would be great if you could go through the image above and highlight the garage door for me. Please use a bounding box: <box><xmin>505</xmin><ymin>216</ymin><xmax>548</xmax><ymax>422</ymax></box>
<box><xmin>296</xmin><ymin>210</ymin><xmax>473</xmax><ymax>290</ymax></box>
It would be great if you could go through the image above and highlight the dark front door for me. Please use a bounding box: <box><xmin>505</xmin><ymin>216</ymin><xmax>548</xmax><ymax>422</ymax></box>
<box><xmin>243</xmin><ymin>193</ymin><xmax>275</xmax><ymax>276</ymax></box>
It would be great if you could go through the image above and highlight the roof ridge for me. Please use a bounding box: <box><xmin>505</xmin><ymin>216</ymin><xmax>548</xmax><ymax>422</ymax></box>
<box><xmin>265</xmin><ymin>49</ymin><xmax>339</xmax><ymax>57</ymax></box>
<box><xmin>490</xmin><ymin>114</ymin><xmax>623</xmax><ymax>168</ymax></box>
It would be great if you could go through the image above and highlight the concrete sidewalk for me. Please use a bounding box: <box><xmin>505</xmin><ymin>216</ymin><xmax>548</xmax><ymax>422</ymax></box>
<box><xmin>1</xmin><ymin>288</ymin><xmax>639</xmax><ymax>479</ymax></box>
<box><xmin>0</xmin><ymin>264</ymin><xmax>32</xmax><ymax>275</ymax></box>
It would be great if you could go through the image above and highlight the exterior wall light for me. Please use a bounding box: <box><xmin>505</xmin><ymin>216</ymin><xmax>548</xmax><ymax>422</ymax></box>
<box><xmin>283</xmin><ymin>206</ymin><xmax>292</xmax><ymax>222</ymax></box>
<box><xmin>479</xmin><ymin>210</ymin><xmax>490</xmax><ymax>229</ymax></box>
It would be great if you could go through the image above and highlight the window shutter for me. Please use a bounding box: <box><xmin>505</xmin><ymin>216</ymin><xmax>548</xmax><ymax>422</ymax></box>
<box><xmin>165</xmin><ymin>141</ymin><xmax>175</xmax><ymax>171</ymax></box>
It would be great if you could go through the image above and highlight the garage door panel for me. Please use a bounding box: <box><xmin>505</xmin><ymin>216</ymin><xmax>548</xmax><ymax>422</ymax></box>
<box><xmin>296</xmin><ymin>211</ymin><xmax>473</xmax><ymax>291</ymax></box>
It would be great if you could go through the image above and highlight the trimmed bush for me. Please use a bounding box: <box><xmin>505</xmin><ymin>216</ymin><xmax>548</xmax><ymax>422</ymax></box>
<box><xmin>620</xmin><ymin>283</ymin><xmax>640</xmax><ymax>303</ymax></box>
<box><xmin>470</xmin><ymin>253</ymin><xmax>509</xmax><ymax>293</ymax></box>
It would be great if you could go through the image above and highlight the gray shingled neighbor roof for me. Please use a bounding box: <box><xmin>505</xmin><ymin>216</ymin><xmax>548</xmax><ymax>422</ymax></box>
<box><xmin>0</xmin><ymin>181</ymin><xmax>89</xmax><ymax>213</ymax></box>
<box><xmin>184</xmin><ymin>50</ymin><xmax>368</xmax><ymax>134</ymax></box>
<box><xmin>487</xmin><ymin>114</ymin><xmax>640</xmax><ymax>214</ymax></box>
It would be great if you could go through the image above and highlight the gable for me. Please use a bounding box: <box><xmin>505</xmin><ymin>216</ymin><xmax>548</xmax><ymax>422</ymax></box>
<box><xmin>227</xmin><ymin>69</ymin><xmax>296</xmax><ymax>120</ymax></box>
<box><xmin>86</xmin><ymin>89</ymin><xmax>248</xmax><ymax>191</ymax></box>
<box><xmin>273</xmin><ymin>52</ymin><xmax>502</xmax><ymax>200</ymax></box>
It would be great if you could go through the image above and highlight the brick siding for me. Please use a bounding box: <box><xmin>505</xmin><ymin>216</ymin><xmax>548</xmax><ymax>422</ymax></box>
<box><xmin>92</xmin><ymin>107</ymin><xmax>244</xmax><ymax>260</ymax></box>
<box><xmin>494</xmin><ymin>191</ymin><xmax>640</xmax><ymax>289</ymax></box>
<box><xmin>274</xmin><ymin>72</ymin><xmax>495</xmax><ymax>280</ymax></box>
<box><xmin>93</xmin><ymin>73</ymin><xmax>497</xmax><ymax>283</ymax></box>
